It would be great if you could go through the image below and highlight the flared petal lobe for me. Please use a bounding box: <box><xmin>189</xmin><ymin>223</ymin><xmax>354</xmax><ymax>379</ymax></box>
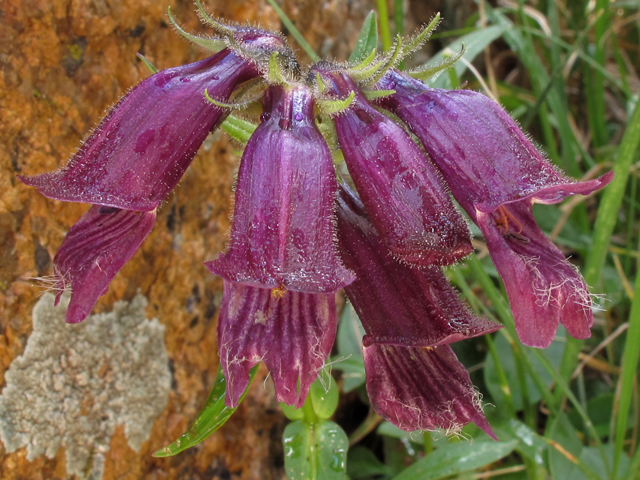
<box><xmin>476</xmin><ymin>202</ymin><xmax>593</xmax><ymax>348</ymax></box>
<box><xmin>364</xmin><ymin>344</ymin><xmax>495</xmax><ymax>438</ymax></box>
<box><xmin>375</xmin><ymin>69</ymin><xmax>613</xmax><ymax>213</ymax></box>
<box><xmin>20</xmin><ymin>49</ymin><xmax>261</xmax><ymax>211</ymax></box>
<box><xmin>375</xmin><ymin>70</ymin><xmax>613</xmax><ymax>347</ymax></box>
<box><xmin>336</xmin><ymin>184</ymin><xmax>501</xmax><ymax>348</ymax></box>
<box><xmin>313</xmin><ymin>67</ymin><xmax>472</xmax><ymax>266</ymax></box>
<box><xmin>53</xmin><ymin>206</ymin><xmax>156</xmax><ymax>324</ymax></box>
<box><xmin>208</xmin><ymin>84</ymin><xmax>355</xmax><ymax>293</ymax></box>
<box><xmin>217</xmin><ymin>281</ymin><xmax>337</xmax><ymax>408</ymax></box>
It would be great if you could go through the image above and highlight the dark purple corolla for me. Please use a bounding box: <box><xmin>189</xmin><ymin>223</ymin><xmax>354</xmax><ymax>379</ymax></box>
<box><xmin>376</xmin><ymin>69</ymin><xmax>613</xmax><ymax>348</ymax></box>
<box><xmin>20</xmin><ymin>27</ymin><xmax>290</xmax><ymax>324</ymax></box>
<box><xmin>20</xmin><ymin>31</ymin><xmax>286</xmax><ymax>211</ymax></box>
<box><xmin>311</xmin><ymin>64</ymin><xmax>472</xmax><ymax>266</ymax></box>
<box><xmin>336</xmin><ymin>184</ymin><xmax>500</xmax><ymax>436</ymax></box>
<box><xmin>208</xmin><ymin>82</ymin><xmax>352</xmax><ymax>406</ymax></box>
<box><xmin>207</xmin><ymin>83</ymin><xmax>355</xmax><ymax>293</ymax></box>
<box><xmin>217</xmin><ymin>281</ymin><xmax>337</xmax><ymax>408</ymax></box>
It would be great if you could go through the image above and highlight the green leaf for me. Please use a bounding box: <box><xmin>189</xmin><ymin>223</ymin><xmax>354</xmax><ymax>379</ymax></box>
<box><xmin>316</xmin><ymin>421</ymin><xmax>349</xmax><ymax>479</ymax></box>
<box><xmin>548</xmin><ymin>413</ymin><xmax>585</xmax><ymax>480</ymax></box>
<box><xmin>281</xmin><ymin>402</ymin><xmax>305</xmax><ymax>421</ymax></box>
<box><xmin>333</xmin><ymin>304</ymin><xmax>365</xmax><ymax>392</ymax></box>
<box><xmin>349</xmin><ymin>11</ymin><xmax>378</xmax><ymax>63</ymax></box>
<box><xmin>347</xmin><ymin>446</ymin><xmax>395</xmax><ymax>479</ymax></box>
<box><xmin>284</xmin><ymin>421</ymin><xmax>314</xmax><ymax>480</ymax></box>
<box><xmin>492</xmin><ymin>419</ymin><xmax>546</xmax><ymax>466</ymax></box>
<box><xmin>391</xmin><ymin>439</ymin><xmax>518</xmax><ymax>480</ymax></box>
<box><xmin>427</xmin><ymin>24</ymin><xmax>508</xmax><ymax>89</ymax></box>
<box><xmin>570</xmin><ymin>445</ymin><xmax>630</xmax><ymax>480</ymax></box>
<box><xmin>284</xmin><ymin>420</ymin><xmax>349</xmax><ymax>480</ymax></box>
<box><xmin>484</xmin><ymin>327</ymin><xmax>565</xmax><ymax>410</ymax></box>
<box><xmin>153</xmin><ymin>365</ymin><xmax>258</xmax><ymax>457</ymax></box>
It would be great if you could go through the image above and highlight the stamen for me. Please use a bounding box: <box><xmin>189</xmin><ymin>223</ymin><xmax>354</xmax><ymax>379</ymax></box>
<box><xmin>271</xmin><ymin>285</ymin><xmax>287</xmax><ymax>299</ymax></box>
<box><xmin>494</xmin><ymin>205</ymin><xmax>526</xmax><ymax>239</ymax></box>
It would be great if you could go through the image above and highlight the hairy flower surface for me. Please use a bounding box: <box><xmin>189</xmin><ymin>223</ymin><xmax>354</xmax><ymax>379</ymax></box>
<box><xmin>20</xmin><ymin>49</ymin><xmax>262</xmax><ymax>211</ymax></box>
<box><xmin>20</xmin><ymin>28</ymin><xmax>289</xmax><ymax>324</ymax></box>
<box><xmin>376</xmin><ymin>69</ymin><xmax>613</xmax><ymax>347</ymax></box>
<box><xmin>336</xmin><ymin>184</ymin><xmax>498</xmax><ymax>436</ymax></box>
<box><xmin>217</xmin><ymin>281</ymin><xmax>337</xmax><ymax>408</ymax></box>
<box><xmin>311</xmin><ymin>65</ymin><xmax>472</xmax><ymax>266</ymax></box>
<box><xmin>208</xmin><ymin>84</ymin><xmax>355</xmax><ymax>293</ymax></box>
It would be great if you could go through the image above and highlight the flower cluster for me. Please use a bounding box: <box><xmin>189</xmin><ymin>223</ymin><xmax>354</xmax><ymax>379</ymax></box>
<box><xmin>20</xmin><ymin>5</ymin><xmax>612</xmax><ymax>437</ymax></box>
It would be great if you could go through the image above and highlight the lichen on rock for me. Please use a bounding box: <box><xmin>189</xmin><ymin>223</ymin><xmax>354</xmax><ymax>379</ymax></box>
<box><xmin>0</xmin><ymin>293</ymin><xmax>172</xmax><ymax>480</ymax></box>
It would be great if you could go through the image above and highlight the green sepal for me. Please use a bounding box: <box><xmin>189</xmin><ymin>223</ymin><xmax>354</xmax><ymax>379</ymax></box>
<box><xmin>316</xmin><ymin>91</ymin><xmax>356</xmax><ymax>117</ymax></box>
<box><xmin>366</xmin><ymin>35</ymin><xmax>403</xmax><ymax>85</ymax></box>
<box><xmin>268</xmin><ymin>52</ymin><xmax>289</xmax><ymax>85</ymax></box>
<box><xmin>167</xmin><ymin>6</ymin><xmax>227</xmax><ymax>52</ymax></box>
<box><xmin>362</xmin><ymin>89</ymin><xmax>396</xmax><ymax>101</ymax></box>
<box><xmin>408</xmin><ymin>43</ymin><xmax>467</xmax><ymax>81</ymax></box>
<box><xmin>194</xmin><ymin>0</ymin><xmax>236</xmax><ymax>37</ymax></box>
<box><xmin>152</xmin><ymin>364</ymin><xmax>259</xmax><ymax>457</ymax></box>
<box><xmin>136</xmin><ymin>53</ymin><xmax>158</xmax><ymax>74</ymax></box>
<box><xmin>204</xmin><ymin>88</ymin><xmax>262</xmax><ymax>112</ymax></box>
<box><xmin>402</xmin><ymin>13</ymin><xmax>441</xmax><ymax>58</ymax></box>
<box><xmin>316</xmin><ymin>73</ymin><xmax>328</xmax><ymax>94</ymax></box>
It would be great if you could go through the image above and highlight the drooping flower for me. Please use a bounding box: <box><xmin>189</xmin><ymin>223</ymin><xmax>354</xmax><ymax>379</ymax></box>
<box><xmin>20</xmin><ymin>31</ymin><xmax>288</xmax><ymax>212</ymax></box>
<box><xmin>336</xmin><ymin>183</ymin><xmax>499</xmax><ymax>436</ymax></box>
<box><xmin>207</xmin><ymin>83</ymin><xmax>355</xmax><ymax>293</ymax></box>
<box><xmin>375</xmin><ymin>69</ymin><xmax>613</xmax><ymax>347</ymax></box>
<box><xmin>310</xmin><ymin>64</ymin><xmax>472</xmax><ymax>266</ymax></box>
<box><xmin>20</xmin><ymin>26</ymin><xmax>292</xmax><ymax>324</ymax></box>
<box><xmin>52</xmin><ymin>206</ymin><xmax>156</xmax><ymax>324</ymax></box>
<box><xmin>217</xmin><ymin>281</ymin><xmax>337</xmax><ymax>408</ymax></box>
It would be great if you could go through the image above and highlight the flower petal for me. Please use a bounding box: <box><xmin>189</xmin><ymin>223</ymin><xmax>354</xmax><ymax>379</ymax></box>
<box><xmin>336</xmin><ymin>184</ymin><xmax>501</xmax><ymax>347</ymax></box>
<box><xmin>376</xmin><ymin>70</ymin><xmax>613</xmax><ymax>213</ymax></box>
<box><xmin>208</xmin><ymin>85</ymin><xmax>354</xmax><ymax>293</ymax></box>
<box><xmin>53</xmin><ymin>206</ymin><xmax>156</xmax><ymax>324</ymax></box>
<box><xmin>20</xmin><ymin>50</ymin><xmax>260</xmax><ymax>211</ymax></box>
<box><xmin>364</xmin><ymin>343</ymin><xmax>495</xmax><ymax>438</ymax></box>
<box><xmin>476</xmin><ymin>202</ymin><xmax>593</xmax><ymax>348</ymax></box>
<box><xmin>217</xmin><ymin>281</ymin><xmax>337</xmax><ymax>408</ymax></box>
<box><xmin>314</xmin><ymin>68</ymin><xmax>472</xmax><ymax>266</ymax></box>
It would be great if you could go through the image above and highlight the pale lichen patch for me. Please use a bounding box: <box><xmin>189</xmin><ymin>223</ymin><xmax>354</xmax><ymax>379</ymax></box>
<box><xmin>0</xmin><ymin>293</ymin><xmax>172</xmax><ymax>480</ymax></box>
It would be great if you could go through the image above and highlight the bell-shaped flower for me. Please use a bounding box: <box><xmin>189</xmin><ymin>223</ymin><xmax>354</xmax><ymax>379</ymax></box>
<box><xmin>52</xmin><ymin>206</ymin><xmax>156</xmax><ymax>324</ymax></box>
<box><xmin>217</xmin><ymin>281</ymin><xmax>337</xmax><ymax>408</ymax></box>
<box><xmin>376</xmin><ymin>69</ymin><xmax>613</xmax><ymax>348</ymax></box>
<box><xmin>336</xmin><ymin>184</ymin><xmax>498</xmax><ymax>437</ymax></box>
<box><xmin>311</xmin><ymin>65</ymin><xmax>472</xmax><ymax>266</ymax></box>
<box><xmin>20</xmin><ymin>31</ymin><xmax>287</xmax><ymax>212</ymax></box>
<box><xmin>208</xmin><ymin>84</ymin><xmax>355</xmax><ymax>293</ymax></box>
<box><xmin>20</xmin><ymin>27</ymin><xmax>291</xmax><ymax>324</ymax></box>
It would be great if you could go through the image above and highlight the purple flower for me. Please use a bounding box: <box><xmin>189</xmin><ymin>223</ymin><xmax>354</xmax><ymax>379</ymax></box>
<box><xmin>336</xmin><ymin>184</ymin><xmax>499</xmax><ymax>436</ymax></box>
<box><xmin>207</xmin><ymin>84</ymin><xmax>355</xmax><ymax>293</ymax></box>
<box><xmin>20</xmin><ymin>28</ymin><xmax>289</xmax><ymax>323</ymax></box>
<box><xmin>217</xmin><ymin>281</ymin><xmax>337</xmax><ymax>408</ymax></box>
<box><xmin>311</xmin><ymin>66</ymin><xmax>472</xmax><ymax>266</ymax></box>
<box><xmin>52</xmin><ymin>206</ymin><xmax>156</xmax><ymax>324</ymax></box>
<box><xmin>19</xmin><ymin>36</ymin><xmax>280</xmax><ymax>212</ymax></box>
<box><xmin>375</xmin><ymin>69</ymin><xmax>613</xmax><ymax>347</ymax></box>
